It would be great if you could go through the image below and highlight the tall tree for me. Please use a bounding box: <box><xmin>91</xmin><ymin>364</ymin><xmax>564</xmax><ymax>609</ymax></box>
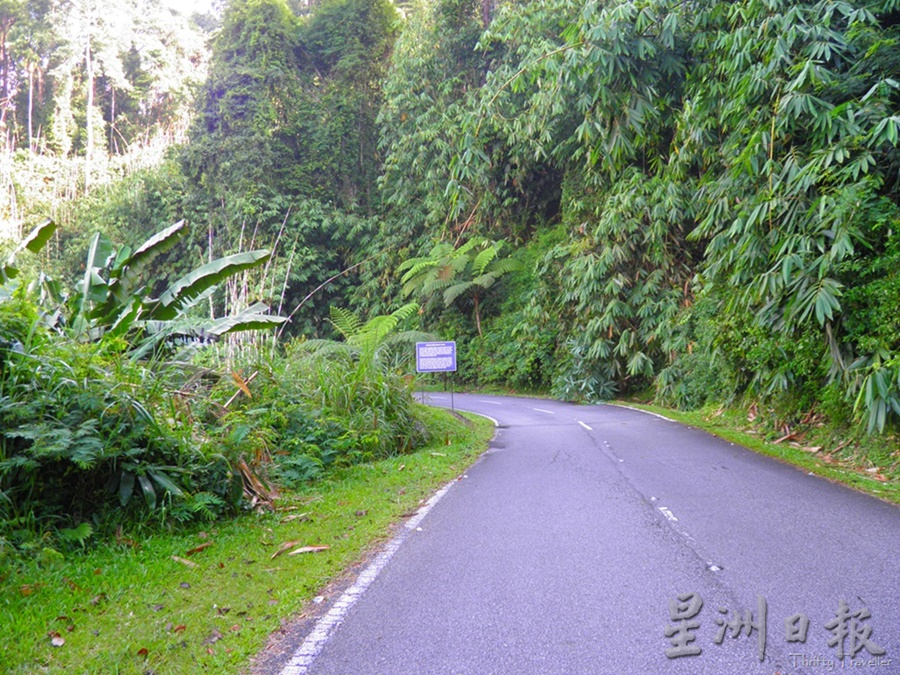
<box><xmin>299</xmin><ymin>0</ymin><xmax>398</xmax><ymax>212</ymax></box>
<box><xmin>48</xmin><ymin>0</ymin><xmax>132</xmax><ymax>186</ymax></box>
<box><xmin>184</xmin><ymin>0</ymin><xmax>304</xmax><ymax>203</ymax></box>
<box><xmin>0</xmin><ymin>0</ymin><xmax>26</xmax><ymax>128</ymax></box>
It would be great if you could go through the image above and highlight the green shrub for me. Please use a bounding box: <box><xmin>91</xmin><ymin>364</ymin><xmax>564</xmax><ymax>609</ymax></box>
<box><xmin>0</xmin><ymin>303</ymin><xmax>241</xmax><ymax>546</ymax></box>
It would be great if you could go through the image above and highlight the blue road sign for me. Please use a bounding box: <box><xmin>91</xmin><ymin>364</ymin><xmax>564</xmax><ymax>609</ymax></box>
<box><xmin>416</xmin><ymin>341</ymin><xmax>457</xmax><ymax>373</ymax></box>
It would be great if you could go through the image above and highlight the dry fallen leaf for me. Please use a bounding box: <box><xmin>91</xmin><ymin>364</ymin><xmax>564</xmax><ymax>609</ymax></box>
<box><xmin>270</xmin><ymin>540</ymin><xmax>302</xmax><ymax>560</ymax></box>
<box><xmin>280</xmin><ymin>512</ymin><xmax>310</xmax><ymax>523</ymax></box>
<box><xmin>137</xmin><ymin>647</ymin><xmax>149</xmax><ymax>657</ymax></box>
<box><xmin>185</xmin><ymin>542</ymin><xmax>214</xmax><ymax>556</ymax></box>
<box><xmin>288</xmin><ymin>545</ymin><xmax>330</xmax><ymax>556</ymax></box>
<box><xmin>172</xmin><ymin>555</ymin><xmax>198</xmax><ymax>568</ymax></box>
<box><xmin>202</xmin><ymin>629</ymin><xmax>223</xmax><ymax>645</ymax></box>
<box><xmin>48</xmin><ymin>632</ymin><xmax>65</xmax><ymax>647</ymax></box>
<box><xmin>231</xmin><ymin>370</ymin><xmax>253</xmax><ymax>398</ymax></box>
<box><xmin>64</xmin><ymin>577</ymin><xmax>83</xmax><ymax>592</ymax></box>
<box><xmin>174</xmin><ymin>624</ymin><xmax>186</xmax><ymax>633</ymax></box>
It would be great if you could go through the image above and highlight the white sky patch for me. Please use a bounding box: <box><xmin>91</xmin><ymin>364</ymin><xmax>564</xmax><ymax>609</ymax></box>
<box><xmin>162</xmin><ymin>0</ymin><xmax>218</xmax><ymax>16</ymax></box>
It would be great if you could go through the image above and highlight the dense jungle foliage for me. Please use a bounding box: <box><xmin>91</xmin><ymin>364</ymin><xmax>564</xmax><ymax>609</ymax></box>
<box><xmin>1</xmin><ymin>0</ymin><xmax>899</xmax><ymax>546</ymax></box>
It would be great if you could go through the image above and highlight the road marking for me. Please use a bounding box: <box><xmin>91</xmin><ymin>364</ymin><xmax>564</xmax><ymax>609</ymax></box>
<box><xmin>532</xmin><ymin>407</ymin><xmax>555</xmax><ymax>414</ymax></box>
<box><xmin>278</xmin><ymin>479</ymin><xmax>457</xmax><ymax>675</ymax></box>
<box><xmin>658</xmin><ymin>506</ymin><xmax>678</xmax><ymax>522</ymax></box>
<box><xmin>478</xmin><ymin>399</ymin><xmax>503</xmax><ymax>405</ymax></box>
<box><xmin>429</xmin><ymin>395</ymin><xmax>448</xmax><ymax>400</ymax></box>
<box><xmin>451</xmin><ymin>408</ymin><xmax>500</xmax><ymax>427</ymax></box>
<box><xmin>578</xmin><ymin>421</ymin><xmax>592</xmax><ymax>431</ymax></box>
<box><xmin>607</xmin><ymin>403</ymin><xmax>674</xmax><ymax>422</ymax></box>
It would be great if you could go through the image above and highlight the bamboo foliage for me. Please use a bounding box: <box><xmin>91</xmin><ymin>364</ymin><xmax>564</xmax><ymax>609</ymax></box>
<box><xmin>379</xmin><ymin>0</ymin><xmax>900</xmax><ymax>429</ymax></box>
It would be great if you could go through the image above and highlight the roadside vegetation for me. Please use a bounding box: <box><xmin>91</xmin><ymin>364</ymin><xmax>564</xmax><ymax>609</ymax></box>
<box><xmin>1</xmin><ymin>408</ymin><xmax>493</xmax><ymax>674</ymax></box>
<box><xmin>0</xmin><ymin>0</ymin><xmax>898</xmax><ymax>669</ymax></box>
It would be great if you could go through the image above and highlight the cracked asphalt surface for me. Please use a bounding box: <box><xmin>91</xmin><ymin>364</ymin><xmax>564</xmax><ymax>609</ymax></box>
<box><xmin>272</xmin><ymin>394</ymin><xmax>900</xmax><ymax>675</ymax></box>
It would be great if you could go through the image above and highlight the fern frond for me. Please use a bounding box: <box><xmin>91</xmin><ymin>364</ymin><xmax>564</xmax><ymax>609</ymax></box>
<box><xmin>452</xmin><ymin>238</ymin><xmax>481</xmax><ymax>258</ymax></box>
<box><xmin>490</xmin><ymin>257</ymin><xmax>519</xmax><ymax>275</ymax></box>
<box><xmin>294</xmin><ymin>339</ymin><xmax>355</xmax><ymax>357</ymax></box>
<box><xmin>473</xmin><ymin>244</ymin><xmax>499</xmax><ymax>276</ymax></box>
<box><xmin>399</xmin><ymin>259</ymin><xmax>438</xmax><ymax>284</ymax></box>
<box><xmin>350</xmin><ymin>303</ymin><xmax>419</xmax><ymax>354</ymax></box>
<box><xmin>329</xmin><ymin>306</ymin><xmax>362</xmax><ymax>340</ymax></box>
<box><xmin>444</xmin><ymin>281</ymin><xmax>475</xmax><ymax>305</ymax></box>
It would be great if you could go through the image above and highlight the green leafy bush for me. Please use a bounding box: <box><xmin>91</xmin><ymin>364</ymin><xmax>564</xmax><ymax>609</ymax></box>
<box><xmin>0</xmin><ymin>301</ymin><xmax>241</xmax><ymax>544</ymax></box>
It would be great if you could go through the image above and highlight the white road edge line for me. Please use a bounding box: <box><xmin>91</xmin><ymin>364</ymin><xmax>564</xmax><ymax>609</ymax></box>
<box><xmin>608</xmin><ymin>403</ymin><xmax>675</xmax><ymax>422</ymax></box>
<box><xmin>532</xmin><ymin>407</ymin><xmax>555</xmax><ymax>414</ymax></box>
<box><xmin>578</xmin><ymin>420</ymin><xmax>593</xmax><ymax>431</ymax></box>
<box><xmin>279</xmin><ymin>481</ymin><xmax>457</xmax><ymax>675</ymax></box>
<box><xmin>452</xmin><ymin>408</ymin><xmax>500</xmax><ymax>427</ymax></box>
<box><xmin>658</xmin><ymin>506</ymin><xmax>679</xmax><ymax>522</ymax></box>
<box><xmin>480</xmin><ymin>414</ymin><xmax>500</xmax><ymax>427</ymax></box>
<box><xmin>279</xmin><ymin>407</ymin><xmax>502</xmax><ymax>675</ymax></box>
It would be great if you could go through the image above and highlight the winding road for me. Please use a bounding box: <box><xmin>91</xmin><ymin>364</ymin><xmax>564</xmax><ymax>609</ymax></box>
<box><xmin>274</xmin><ymin>394</ymin><xmax>900</xmax><ymax>674</ymax></box>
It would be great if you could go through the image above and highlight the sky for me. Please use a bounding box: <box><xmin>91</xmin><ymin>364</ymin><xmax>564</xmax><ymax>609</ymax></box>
<box><xmin>162</xmin><ymin>0</ymin><xmax>220</xmax><ymax>16</ymax></box>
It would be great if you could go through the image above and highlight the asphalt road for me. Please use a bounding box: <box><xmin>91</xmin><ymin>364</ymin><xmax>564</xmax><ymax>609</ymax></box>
<box><xmin>277</xmin><ymin>394</ymin><xmax>900</xmax><ymax>675</ymax></box>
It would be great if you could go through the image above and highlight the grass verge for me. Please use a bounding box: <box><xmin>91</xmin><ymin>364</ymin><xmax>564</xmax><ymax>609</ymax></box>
<box><xmin>0</xmin><ymin>406</ymin><xmax>494</xmax><ymax>674</ymax></box>
<box><xmin>613</xmin><ymin>401</ymin><xmax>900</xmax><ymax>506</ymax></box>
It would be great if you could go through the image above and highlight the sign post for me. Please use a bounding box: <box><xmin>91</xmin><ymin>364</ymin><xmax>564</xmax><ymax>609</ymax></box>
<box><xmin>416</xmin><ymin>341</ymin><xmax>457</xmax><ymax>411</ymax></box>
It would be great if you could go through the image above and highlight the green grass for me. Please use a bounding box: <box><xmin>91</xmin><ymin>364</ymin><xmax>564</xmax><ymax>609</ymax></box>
<box><xmin>613</xmin><ymin>401</ymin><xmax>900</xmax><ymax>506</ymax></box>
<box><xmin>0</xmin><ymin>406</ymin><xmax>494</xmax><ymax>674</ymax></box>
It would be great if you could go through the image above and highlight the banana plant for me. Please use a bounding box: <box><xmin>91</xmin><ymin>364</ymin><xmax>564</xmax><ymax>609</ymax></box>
<box><xmin>1</xmin><ymin>219</ymin><xmax>57</xmax><ymax>297</ymax></box>
<box><xmin>63</xmin><ymin>221</ymin><xmax>285</xmax><ymax>348</ymax></box>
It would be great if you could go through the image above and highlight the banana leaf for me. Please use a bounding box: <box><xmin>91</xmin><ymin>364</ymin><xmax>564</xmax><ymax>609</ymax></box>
<box><xmin>146</xmin><ymin>250</ymin><xmax>271</xmax><ymax>321</ymax></box>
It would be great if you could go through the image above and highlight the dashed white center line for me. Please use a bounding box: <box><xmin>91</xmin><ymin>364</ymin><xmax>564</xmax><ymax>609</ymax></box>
<box><xmin>578</xmin><ymin>421</ymin><xmax>593</xmax><ymax>431</ymax></box>
<box><xmin>532</xmin><ymin>407</ymin><xmax>555</xmax><ymax>414</ymax></box>
<box><xmin>478</xmin><ymin>400</ymin><xmax>503</xmax><ymax>405</ymax></box>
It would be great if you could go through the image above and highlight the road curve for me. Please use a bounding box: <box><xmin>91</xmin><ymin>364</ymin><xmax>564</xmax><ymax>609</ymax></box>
<box><xmin>278</xmin><ymin>394</ymin><xmax>900</xmax><ymax>675</ymax></box>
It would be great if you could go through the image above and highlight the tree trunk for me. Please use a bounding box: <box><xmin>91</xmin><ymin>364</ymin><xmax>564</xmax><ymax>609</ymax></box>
<box><xmin>481</xmin><ymin>0</ymin><xmax>492</xmax><ymax>28</ymax></box>
<box><xmin>109</xmin><ymin>86</ymin><xmax>116</xmax><ymax>154</ymax></box>
<box><xmin>27</xmin><ymin>66</ymin><xmax>33</xmax><ymax>150</ymax></box>
<box><xmin>84</xmin><ymin>38</ymin><xmax>94</xmax><ymax>192</ymax></box>
<box><xmin>0</xmin><ymin>17</ymin><xmax>12</xmax><ymax>128</ymax></box>
<box><xmin>474</xmin><ymin>290</ymin><xmax>483</xmax><ymax>338</ymax></box>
